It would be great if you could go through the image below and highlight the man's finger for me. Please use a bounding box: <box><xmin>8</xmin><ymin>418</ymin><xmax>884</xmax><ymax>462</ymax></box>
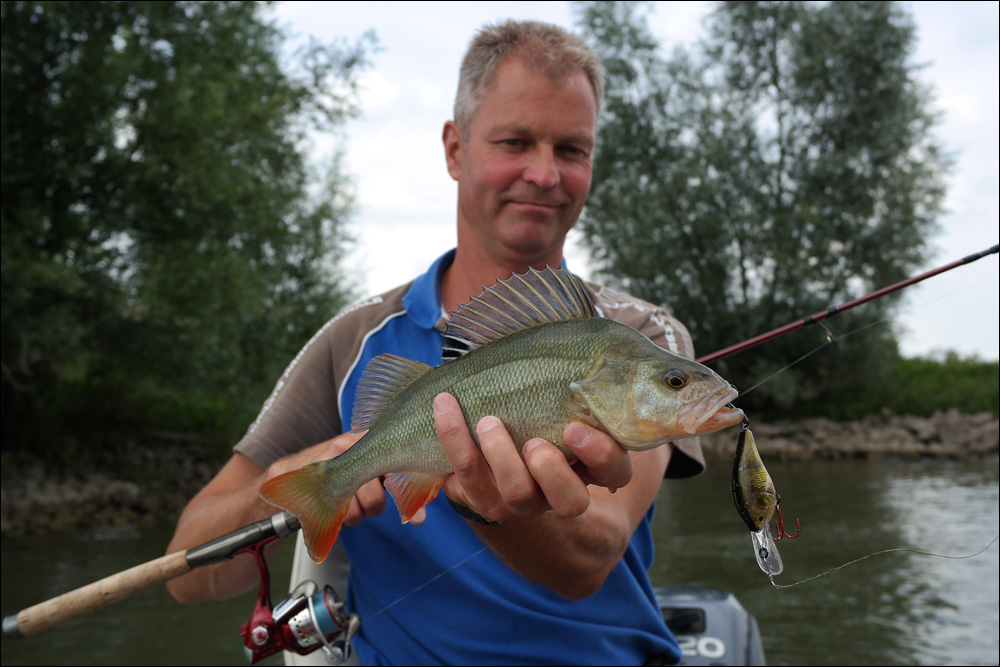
<box><xmin>434</xmin><ymin>392</ymin><xmax>495</xmax><ymax>510</ymax></box>
<box><xmin>563</xmin><ymin>423</ymin><xmax>633</xmax><ymax>491</ymax></box>
<box><xmin>345</xmin><ymin>477</ymin><xmax>387</xmax><ymax>526</ymax></box>
<box><xmin>477</xmin><ymin>417</ymin><xmax>544</xmax><ymax>515</ymax></box>
<box><xmin>522</xmin><ymin>438</ymin><xmax>591</xmax><ymax>517</ymax></box>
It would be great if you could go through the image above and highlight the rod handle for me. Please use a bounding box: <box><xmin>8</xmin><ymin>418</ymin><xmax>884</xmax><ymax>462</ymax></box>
<box><xmin>3</xmin><ymin>550</ymin><xmax>191</xmax><ymax>640</ymax></box>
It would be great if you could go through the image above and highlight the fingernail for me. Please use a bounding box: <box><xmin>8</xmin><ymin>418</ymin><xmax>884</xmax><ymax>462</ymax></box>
<box><xmin>477</xmin><ymin>416</ymin><xmax>501</xmax><ymax>434</ymax></box>
<box><xmin>433</xmin><ymin>393</ymin><xmax>452</xmax><ymax>415</ymax></box>
<box><xmin>566</xmin><ymin>424</ymin><xmax>590</xmax><ymax>448</ymax></box>
<box><xmin>522</xmin><ymin>439</ymin><xmax>543</xmax><ymax>455</ymax></box>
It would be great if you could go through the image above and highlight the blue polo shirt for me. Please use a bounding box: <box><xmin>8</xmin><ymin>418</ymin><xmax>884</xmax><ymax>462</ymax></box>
<box><xmin>338</xmin><ymin>250</ymin><xmax>680</xmax><ymax>665</ymax></box>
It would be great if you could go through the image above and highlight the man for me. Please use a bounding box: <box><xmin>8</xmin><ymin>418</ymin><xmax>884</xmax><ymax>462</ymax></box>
<box><xmin>167</xmin><ymin>20</ymin><xmax>704</xmax><ymax>665</ymax></box>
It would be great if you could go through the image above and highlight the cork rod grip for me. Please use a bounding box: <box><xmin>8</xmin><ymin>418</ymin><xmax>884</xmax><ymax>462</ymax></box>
<box><xmin>3</xmin><ymin>550</ymin><xmax>191</xmax><ymax>639</ymax></box>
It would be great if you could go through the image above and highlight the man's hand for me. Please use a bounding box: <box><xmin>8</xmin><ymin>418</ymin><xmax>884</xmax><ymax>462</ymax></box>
<box><xmin>431</xmin><ymin>391</ymin><xmax>668</xmax><ymax>599</ymax></box>
<box><xmin>433</xmin><ymin>392</ymin><xmax>632</xmax><ymax>522</ymax></box>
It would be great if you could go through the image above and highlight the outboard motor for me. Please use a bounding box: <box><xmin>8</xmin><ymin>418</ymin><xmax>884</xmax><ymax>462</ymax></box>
<box><xmin>656</xmin><ymin>586</ymin><xmax>766</xmax><ymax>666</ymax></box>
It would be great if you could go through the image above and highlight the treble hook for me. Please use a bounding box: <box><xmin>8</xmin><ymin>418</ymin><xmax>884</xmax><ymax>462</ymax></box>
<box><xmin>774</xmin><ymin>504</ymin><xmax>801</xmax><ymax>540</ymax></box>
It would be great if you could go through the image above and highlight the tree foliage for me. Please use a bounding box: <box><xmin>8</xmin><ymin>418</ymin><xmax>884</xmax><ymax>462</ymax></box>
<box><xmin>575</xmin><ymin>1</ymin><xmax>950</xmax><ymax>415</ymax></box>
<box><xmin>1</xmin><ymin>1</ymin><xmax>372</xmax><ymax>461</ymax></box>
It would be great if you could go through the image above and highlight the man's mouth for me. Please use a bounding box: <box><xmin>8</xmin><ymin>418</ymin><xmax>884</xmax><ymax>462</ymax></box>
<box><xmin>507</xmin><ymin>199</ymin><xmax>564</xmax><ymax>212</ymax></box>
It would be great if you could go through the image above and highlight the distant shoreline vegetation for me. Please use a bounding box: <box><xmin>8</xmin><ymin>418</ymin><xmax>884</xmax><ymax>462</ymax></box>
<box><xmin>763</xmin><ymin>353</ymin><xmax>999</xmax><ymax>422</ymax></box>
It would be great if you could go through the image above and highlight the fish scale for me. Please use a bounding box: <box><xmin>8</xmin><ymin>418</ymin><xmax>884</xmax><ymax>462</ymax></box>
<box><xmin>442</xmin><ymin>321</ymin><xmax>602</xmax><ymax>449</ymax></box>
<box><xmin>260</xmin><ymin>266</ymin><xmax>744</xmax><ymax>563</ymax></box>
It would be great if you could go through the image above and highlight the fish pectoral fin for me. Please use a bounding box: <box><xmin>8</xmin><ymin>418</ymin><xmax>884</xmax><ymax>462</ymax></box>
<box><xmin>383</xmin><ymin>471</ymin><xmax>448</xmax><ymax>523</ymax></box>
<box><xmin>560</xmin><ymin>397</ymin><xmax>601</xmax><ymax>429</ymax></box>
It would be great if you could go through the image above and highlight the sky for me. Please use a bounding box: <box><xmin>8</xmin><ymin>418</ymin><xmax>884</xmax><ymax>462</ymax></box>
<box><xmin>270</xmin><ymin>1</ymin><xmax>999</xmax><ymax>361</ymax></box>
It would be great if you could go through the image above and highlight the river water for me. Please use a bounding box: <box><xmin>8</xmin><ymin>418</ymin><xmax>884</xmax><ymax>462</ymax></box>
<box><xmin>2</xmin><ymin>457</ymin><xmax>997</xmax><ymax>666</ymax></box>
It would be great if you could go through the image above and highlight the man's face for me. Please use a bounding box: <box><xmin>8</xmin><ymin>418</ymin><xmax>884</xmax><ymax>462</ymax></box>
<box><xmin>444</xmin><ymin>58</ymin><xmax>597</xmax><ymax>267</ymax></box>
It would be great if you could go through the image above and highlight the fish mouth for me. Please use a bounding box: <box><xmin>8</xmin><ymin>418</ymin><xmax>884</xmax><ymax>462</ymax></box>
<box><xmin>677</xmin><ymin>383</ymin><xmax>743</xmax><ymax>435</ymax></box>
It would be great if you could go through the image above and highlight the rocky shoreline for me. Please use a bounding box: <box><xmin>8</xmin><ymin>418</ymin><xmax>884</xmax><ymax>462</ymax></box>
<box><xmin>697</xmin><ymin>408</ymin><xmax>999</xmax><ymax>461</ymax></box>
<box><xmin>1</xmin><ymin>410</ymin><xmax>997</xmax><ymax>536</ymax></box>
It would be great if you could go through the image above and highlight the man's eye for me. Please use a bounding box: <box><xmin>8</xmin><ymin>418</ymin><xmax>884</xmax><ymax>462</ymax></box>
<box><xmin>503</xmin><ymin>139</ymin><xmax>524</xmax><ymax>148</ymax></box>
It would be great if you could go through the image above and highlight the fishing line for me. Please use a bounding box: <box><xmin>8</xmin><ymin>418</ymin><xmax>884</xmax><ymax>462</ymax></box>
<box><xmin>737</xmin><ymin>273</ymin><xmax>992</xmax><ymax>398</ymax></box>
<box><xmin>737</xmin><ymin>340</ymin><xmax>833</xmax><ymax>397</ymax></box>
<box><xmin>358</xmin><ymin>545</ymin><xmax>489</xmax><ymax>621</ymax></box>
<box><xmin>768</xmin><ymin>535</ymin><xmax>999</xmax><ymax>589</ymax></box>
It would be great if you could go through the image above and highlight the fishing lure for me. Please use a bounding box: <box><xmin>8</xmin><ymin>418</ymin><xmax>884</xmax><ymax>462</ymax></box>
<box><xmin>731</xmin><ymin>417</ymin><xmax>799</xmax><ymax>578</ymax></box>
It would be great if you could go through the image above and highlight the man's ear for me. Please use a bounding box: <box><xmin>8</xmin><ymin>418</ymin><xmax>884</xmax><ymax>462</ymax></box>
<box><xmin>442</xmin><ymin>120</ymin><xmax>463</xmax><ymax>182</ymax></box>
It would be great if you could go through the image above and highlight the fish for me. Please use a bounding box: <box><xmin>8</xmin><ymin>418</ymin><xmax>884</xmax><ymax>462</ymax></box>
<box><xmin>731</xmin><ymin>426</ymin><xmax>783</xmax><ymax>576</ymax></box>
<box><xmin>261</xmin><ymin>266</ymin><xmax>745</xmax><ymax>563</ymax></box>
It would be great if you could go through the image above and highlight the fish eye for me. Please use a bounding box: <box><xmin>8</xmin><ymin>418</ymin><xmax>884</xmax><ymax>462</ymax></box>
<box><xmin>664</xmin><ymin>370</ymin><xmax>687</xmax><ymax>389</ymax></box>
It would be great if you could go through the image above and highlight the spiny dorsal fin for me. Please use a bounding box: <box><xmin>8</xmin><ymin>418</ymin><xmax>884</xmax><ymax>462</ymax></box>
<box><xmin>442</xmin><ymin>266</ymin><xmax>597</xmax><ymax>358</ymax></box>
<box><xmin>351</xmin><ymin>353</ymin><xmax>432</xmax><ymax>432</ymax></box>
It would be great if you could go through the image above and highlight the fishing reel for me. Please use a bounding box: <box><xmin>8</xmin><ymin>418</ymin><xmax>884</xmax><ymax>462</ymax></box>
<box><xmin>242</xmin><ymin>580</ymin><xmax>360</xmax><ymax>665</ymax></box>
<box><xmin>238</xmin><ymin>534</ymin><xmax>359</xmax><ymax>665</ymax></box>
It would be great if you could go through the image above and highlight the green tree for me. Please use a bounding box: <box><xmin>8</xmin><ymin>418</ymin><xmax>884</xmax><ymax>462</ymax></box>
<box><xmin>1</xmin><ymin>1</ymin><xmax>372</xmax><ymax>462</ymax></box>
<box><xmin>575</xmin><ymin>1</ymin><xmax>949</xmax><ymax>415</ymax></box>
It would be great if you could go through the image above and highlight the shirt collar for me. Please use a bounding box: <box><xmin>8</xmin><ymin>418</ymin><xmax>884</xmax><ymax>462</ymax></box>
<box><xmin>402</xmin><ymin>248</ymin><xmax>455</xmax><ymax>330</ymax></box>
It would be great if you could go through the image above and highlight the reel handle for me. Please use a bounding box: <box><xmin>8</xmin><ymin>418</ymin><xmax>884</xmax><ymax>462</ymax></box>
<box><xmin>3</xmin><ymin>550</ymin><xmax>191</xmax><ymax>639</ymax></box>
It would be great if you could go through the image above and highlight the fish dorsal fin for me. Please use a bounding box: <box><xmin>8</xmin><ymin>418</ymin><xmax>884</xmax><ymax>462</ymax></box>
<box><xmin>351</xmin><ymin>353</ymin><xmax>432</xmax><ymax>432</ymax></box>
<box><xmin>443</xmin><ymin>266</ymin><xmax>597</xmax><ymax>357</ymax></box>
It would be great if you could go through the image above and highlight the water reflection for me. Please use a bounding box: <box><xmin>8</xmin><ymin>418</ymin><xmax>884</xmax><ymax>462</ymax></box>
<box><xmin>1</xmin><ymin>526</ymin><xmax>292</xmax><ymax>666</ymax></box>
<box><xmin>1</xmin><ymin>459</ymin><xmax>997</xmax><ymax>666</ymax></box>
<box><xmin>651</xmin><ymin>457</ymin><xmax>999</xmax><ymax>666</ymax></box>
<box><xmin>878</xmin><ymin>461</ymin><xmax>1000</xmax><ymax>666</ymax></box>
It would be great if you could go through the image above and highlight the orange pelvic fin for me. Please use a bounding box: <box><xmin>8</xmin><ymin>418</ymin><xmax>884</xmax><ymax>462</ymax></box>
<box><xmin>382</xmin><ymin>471</ymin><xmax>447</xmax><ymax>523</ymax></box>
<box><xmin>259</xmin><ymin>465</ymin><xmax>351</xmax><ymax>564</ymax></box>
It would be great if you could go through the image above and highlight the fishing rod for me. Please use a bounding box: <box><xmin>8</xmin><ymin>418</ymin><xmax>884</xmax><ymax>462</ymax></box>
<box><xmin>2</xmin><ymin>244</ymin><xmax>995</xmax><ymax>653</ymax></box>
<box><xmin>2</xmin><ymin>512</ymin><xmax>295</xmax><ymax>640</ymax></box>
<box><xmin>1</xmin><ymin>511</ymin><xmax>357</xmax><ymax>664</ymax></box>
<box><xmin>697</xmin><ymin>244</ymin><xmax>999</xmax><ymax>365</ymax></box>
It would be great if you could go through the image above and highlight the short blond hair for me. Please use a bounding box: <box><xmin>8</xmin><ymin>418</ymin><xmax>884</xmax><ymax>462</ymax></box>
<box><xmin>453</xmin><ymin>20</ymin><xmax>604</xmax><ymax>135</ymax></box>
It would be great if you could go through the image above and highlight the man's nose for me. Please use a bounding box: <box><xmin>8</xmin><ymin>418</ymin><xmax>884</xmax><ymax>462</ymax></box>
<box><xmin>522</xmin><ymin>146</ymin><xmax>559</xmax><ymax>188</ymax></box>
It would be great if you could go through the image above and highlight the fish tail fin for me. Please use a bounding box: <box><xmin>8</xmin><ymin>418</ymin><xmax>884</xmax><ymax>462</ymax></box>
<box><xmin>382</xmin><ymin>472</ymin><xmax>447</xmax><ymax>523</ymax></box>
<box><xmin>259</xmin><ymin>466</ymin><xmax>351</xmax><ymax>564</ymax></box>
